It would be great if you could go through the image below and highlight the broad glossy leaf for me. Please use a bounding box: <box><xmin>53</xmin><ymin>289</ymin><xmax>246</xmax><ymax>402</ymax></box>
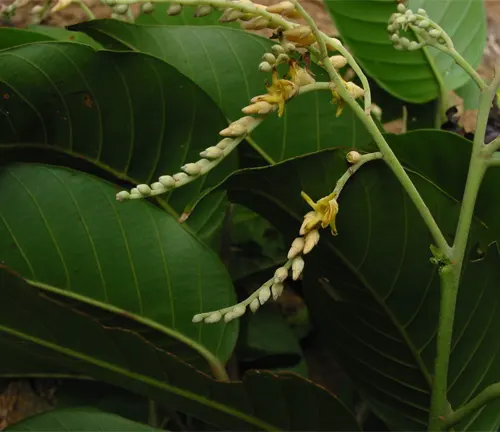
<box><xmin>0</xmin><ymin>41</ymin><xmax>236</xmax><ymax>218</ymax></box>
<box><xmin>6</xmin><ymin>408</ymin><xmax>158</xmax><ymax>431</ymax></box>
<box><xmin>73</xmin><ymin>21</ymin><xmax>374</xmax><ymax>163</ymax></box>
<box><xmin>325</xmin><ymin>0</ymin><xmax>486</xmax><ymax>102</ymax></box>
<box><xmin>26</xmin><ymin>25</ymin><xmax>103</xmax><ymax>48</ymax></box>
<box><xmin>0</xmin><ymin>267</ymin><xmax>360</xmax><ymax>431</ymax></box>
<box><xmin>237</xmin><ymin>307</ymin><xmax>308</xmax><ymax>378</ymax></box>
<box><xmin>0</xmin><ymin>28</ymin><xmax>52</xmax><ymax>50</ymax></box>
<box><xmin>0</xmin><ymin>164</ymin><xmax>237</xmax><ymax>367</ymax></box>
<box><xmin>212</xmin><ymin>141</ymin><xmax>500</xmax><ymax>429</ymax></box>
<box><xmin>229</xmin><ymin>205</ymin><xmax>286</xmax><ymax>281</ymax></box>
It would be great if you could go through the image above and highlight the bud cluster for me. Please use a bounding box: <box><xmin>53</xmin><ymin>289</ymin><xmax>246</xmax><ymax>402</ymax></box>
<box><xmin>387</xmin><ymin>4</ymin><xmax>452</xmax><ymax>51</ymax></box>
<box><xmin>116</xmin><ymin>116</ymin><xmax>261</xmax><ymax>201</ymax></box>
<box><xmin>192</xmin><ymin>207</ymin><xmax>323</xmax><ymax>325</ymax></box>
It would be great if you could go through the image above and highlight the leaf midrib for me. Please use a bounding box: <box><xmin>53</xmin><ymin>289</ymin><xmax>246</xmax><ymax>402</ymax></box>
<box><xmin>0</xmin><ymin>322</ymin><xmax>278</xmax><ymax>432</ymax></box>
<box><xmin>26</xmin><ymin>278</ymin><xmax>227</xmax><ymax>380</ymax></box>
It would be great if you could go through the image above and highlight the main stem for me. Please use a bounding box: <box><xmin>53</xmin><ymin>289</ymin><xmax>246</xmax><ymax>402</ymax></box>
<box><xmin>427</xmin><ymin>69</ymin><xmax>499</xmax><ymax>431</ymax></box>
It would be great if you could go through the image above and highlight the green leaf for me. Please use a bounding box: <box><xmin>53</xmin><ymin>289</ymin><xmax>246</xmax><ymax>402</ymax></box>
<box><xmin>237</xmin><ymin>306</ymin><xmax>308</xmax><ymax>378</ymax></box>
<box><xmin>72</xmin><ymin>21</ymin><xmax>375</xmax><ymax>163</ymax></box>
<box><xmin>26</xmin><ymin>25</ymin><xmax>103</xmax><ymax>48</ymax></box>
<box><xmin>0</xmin><ymin>28</ymin><xmax>53</xmax><ymax>50</ymax></box>
<box><xmin>6</xmin><ymin>408</ymin><xmax>159</xmax><ymax>431</ymax></box>
<box><xmin>211</xmin><ymin>137</ymin><xmax>497</xmax><ymax>429</ymax></box>
<box><xmin>0</xmin><ymin>266</ymin><xmax>360</xmax><ymax>431</ymax></box>
<box><xmin>0</xmin><ymin>164</ymin><xmax>237</xmax><ymax>367</ymax></box>
<box><xmin>0</xmin><ymin>41</ymin><xmax>236</xmax><ymax>219</ymax></box>
<box><xmin>229</xmin><ymin>205</ymin><xmax>286</xmax><ymax>281</ymax></box>
<box><xmin>325</xmin><ymin>0</ymin><xmax>486</xmax><ymax>103</ymax></box>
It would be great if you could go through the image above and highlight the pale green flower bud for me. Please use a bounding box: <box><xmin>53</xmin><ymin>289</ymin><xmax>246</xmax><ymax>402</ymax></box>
<box><xmin>408</xmin><ymin>41</ymin><xmax>420</xmax><ymax>50</ymax></box>
<box><xmin>173</xmin><ymin>172</ymin><xmax>189</xmax><ymax>183</ymax></box>
<box><xmin>219</xmin><ymin>8</ymin><xmax>244</xmax><ymax>22</ymax></box>
<box><xmin>195</xmin><ymin>159</ymin><xmax>211</xmax><ymax>170</ymax></box>
<box><xmin>259</xmin><ymin>61</ymin><xmax>273</xmax><ymax>73</ymax></box>
<box><xmin>417</xmin><ymin>8</ymin><xmax>427</xmax><ymax>16</ymax></box>
<box><xmin>224</xmin><ymin>304</ymin><xmax>246</xmax><ymax>322</ymax></box>
<box><xmin>429</xmin><ymin>29</ymin><xmax>442</xmax><ymax>38</ymax></box>
<box><xmin>276</xmin><ymin>53</ymin><xmax>290</xmax><ymax>64</ymax></box>
<box><xmin>201</xmin><ymin>146</ymin><xmax>223</xmax><ymax>159</ymax></box>
<box><xmin>192</xmin><ymin>313</ymin><xmax>204</xmax><ymax>323</ymax></box>
<box><xmin>292</xmin><ymin>256</ymin><xmax>305</xmax><ymax>280</ymax></box>
<box><xmin>396</xmin><ymin>3</ymin><xmax>406</xmax><ymax>13</ymax></box>
<box><xmin>216</xmin><ymin>138</ymin><xmax>232</xmax><ymax>150</ymax></box>
<box><xmin>113</xmin><ymin>4</ymin><xmax>129</xmax><ymax>14</ymax></box>
<box><xmin>399</xmin><ymin>37</ymin><xmax>410</xmax><ymax>48</ymax></box>
<box><xmin>262</xmin><ymin>53</ymin><xmax>276</xmax><ymax>64</ymax></box>
<box><xmin>167</xmin><ymin>3</ymin><xmax>183</xmax><ymax>16</ymax></box>
<box><xmin>271</xmin><ymin>283</ymin><xmax>284</xmax><ymax>300</ymax></box>
<box><xmin>395</xmin><ymin>16</ymin><xmax>406</xmax><ymax>24</ymax></box>
<box><xmin>159</xmin><ymin>175</ymin><xmax>175</xmax><ymax>188</ymax></box>
<box><xmin>287</xmin><ymin>237</ymin><xmax>304</xmax><ymax>259</ymax></box>
<box><xmin>418</xmin><ymin>19</ymin><xmax>430</xmax><ymax>28</ymax></box>
<box><xmin>274</xmin><ymin>267</ymin><xmax>288</xmax><ymax>284</ymax></box>
<box><xmin>258</xmin><ymin>286</ymin><xmax>271</xmax><ymax>304</ymax></box>
<box><xmin>204</xmin><ymin>311</ymin><xmax>222</xmax><ymax>323</ymax></box>
<box><xmin>151</xmin><ymin>182</ymin><xmax>165</xmax><ymax>191</ymax></box>
<box><xmin>116</xmin><ymin>191</ymin><xmax>131</xmax><ymax>201</ymax></box>
<box><xmin>391</xmin><ymin>33</ymin><xmax>400</xmax><ymax>43</ymax></box>
<box><xmin>141</xmin><ymin>2</ymin><xmax>154</xmax><ymax>13</ymax></box>
<box><xmin>303</xmin><ymin>229</ymin><xmax>320</xmax><ymax>254</ymax></box>
<box><xmin>346</xmin><ymin>150</ymin><xmax>361</xmax><ymax>164</ymax></box>
<box><xmin>194</xmin><ymin>5</ymin><xmax>212</xmax><ymax>17</ymax></box>
<box><xmin>181</xmin><ymin>163</ymin><xmax>201</xmax><ymax>176</ymax></box>
<box><xmin>241</xmin><ymin>16</ymin><xmax>270</xmax><ymax>30</ymax></box>
<box><xmin>329</xmin><ymin>55</ymin><xmax>347</xmax><ymax>69</ymax></box>
<box><xmin>250</xmin><ymin>298</ymin><xmax>260</xmax><ymax>313</ymax></box>
<box><xmin>271</xmin><ymin>44</ymin><xmax>285</xmax><ymax>55</ymax></box>
<box><xmin>137</xmin><ymin>184</ymin><xmax>152</xmax><ymax>195</ymax></box>
<box><xmin>283</xmin><ymin>43</ymin><xmax>296</xmax><ymax>52</ymax></box>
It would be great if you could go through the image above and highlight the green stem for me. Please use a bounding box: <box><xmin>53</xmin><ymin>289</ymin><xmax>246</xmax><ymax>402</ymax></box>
<box><xmin>428</xmin><ymin>64</ymin><xmax>500</xmax><ymax>432</ymax></box>
<box><xmin>333</xmin><ymin>152</ymin><xmax>383</xmax><ymax>197</ymax></box>
<box><xmin>430</xmin><ymin>44</ymin><xmax>486</xmax><ymax>91</ymax></box>
<box><xmin>443</xmin><ymin>383</ymin><xmax>500</xmax><ymax>429</ymax></box>
<box><xmin>291</xmin><ymin>0</ymin><xmax>450</xmax><ymax>257</ymax></box>
<box><xmin>148</xmin><ymin>400</ymin><xmax>158</xmax><ymax>427</ymax></box>
<box><xmin>427</xmin><ymin>264</ymin><xmax>457</xmax><ymax>431</ymax></box>
<box><xmin>74</xmin><ymin>0</ymin><xmax>95</xmax><ymax>19</ymax></box>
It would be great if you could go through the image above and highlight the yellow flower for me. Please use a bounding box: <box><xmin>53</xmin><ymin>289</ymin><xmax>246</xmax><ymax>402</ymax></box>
<box><xmin>300</xmin><ymin>191</ymin><xmax>339</xmax><ymax>235</ymax></box>
<box><xmin>287</xmin><ymin>59</ymin><xmax>315</xmax><ymax>87</ymax></box>
<box><xmin>253</xmin><ymin>69</ymin><xmax>298</xmax><ymax>117</ymax></box>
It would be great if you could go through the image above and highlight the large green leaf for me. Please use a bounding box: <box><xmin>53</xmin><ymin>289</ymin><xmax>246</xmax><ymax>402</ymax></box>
<box><xmin>210</xmin><ymin>133</ymin><xmax>500</xmax><ymax>429</ymax></box>
<box><xmin>72</xmin><ymin>21</ymin><xmax>374</xmax><ymax>163</ymax></box>
<box><xmin>6</xmin><ymin>408</ymin><xmax>159</xmax><ymax>431</ymax></box>
<box><xmin>0</xmin><ymin>40</ymin><xmax>236</xmax><ymax>218</ymax></box>
<box><xmin>325</xmin><ymin>0</ymin><xmax>486</xmax><ymax>102</ymax></box>
<box><xmin>0</xmin><ymin>266</ymin><xmax>360</xmax><ymax>431</ymax></box>
<box><xmin>0</xmin><ymin>164</ymin><xmax>237</xmax><ymax>368</ymax></box>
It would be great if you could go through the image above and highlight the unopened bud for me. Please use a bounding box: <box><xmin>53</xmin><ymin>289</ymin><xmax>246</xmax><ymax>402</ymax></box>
<box><xmin>408</xmin><ymin>41</ymin><xmax>420</xmax><ymax>50</ymax></box>
<box><xmin>329</xmin><ymin>55</ymin><xmax>347</xmax><ymax>69</ymax></box>
<box><xmin>271</xmin><ymin>283</ymin><xmax>284</xmax><ymax>300</ymax></box>
<box><xmin>259</xmin><ymin>61</ymin><xmax>272</xmax><ymax>73</ymax></box>
<box><xmin>271</xmin><ymin>44</ymin><xmax>285</xmax><ymax>55</ymax></box>
<box><xmin>173</xmin><ymin>172</ymin><xmax>189</xmax><ymax>183</ymax></box>
<box><xmin>283</xmin><ymin>26</ymin><xmax>316</xmax><ymax>46</ymax></box>
<box><xmin>31</xmin><ymin>5</ymin><xmax>43</xmax><ymax>14</ymax></box>
<box><xmin>346</xmin><ymin>82</ymin><xmax>364</xmax><ymax>99</ymax></box>
<box><xmin>181</xmin><ymin>163</ymin><xmax>201</xmax><ymax>176</ymax></box>
<box><xmin>151</xmin><ymin>182</ymin><xmax>165</xmax><ymax>191</ymax></box>
<box><xmin>274</xmin><ymin>267</ymin><xmax>288</xmax><ymax>284</ymax></box>
<box><xmin>195</xmin><ymin>159</ymin><xmax>211</xmax><ymax>170</ymax></box>
<box><xmin>141</xmin><ymin>2</ymin><xmax>154</xmax><ymax>13</ymax></box>
<box><xmin>167</xmin><ymin>3</ymin><xmax>183</xmax><ymax>16</ymax></box>
<box><xmin>159</xmin><ymin>175</ymin><xmax>175</xmax><ymax>188</ymax></box>
<box><xmin>224</xmin><ymin>304</ymin><xmax>246</xmax><ymax>322</ymax></box>
<box><xmin>292</xmin><ymin>256</ymin><xmax>305</xmax><ymax>280</ymax></box>
<box><xmin>113</xmin><ymin>4</ymin><xmax>129</xmax><ymax>14</ymax></box>
<box><xmin>250</xmin><ymin>298</ymin><xmax>260</xmax><ymax>313</ymax></box>
<box><xmin>219</xmin><ymin>122</ymin><xmax>247</xmax><ymax>137</ymax></box>
<box><xmin>192</xmin><ymin>313</ymin><xmax>204</xmax><ymax>323</ymax></box>
<box><xmin>204</xmin><ymin>311</ymin><xmax>222</xmax><ymax>323</ymax></box>
<box><xmin>400</xmin><ymin>37</ymin><xmax>410</xmax><ymax>48</ymax></box>
<box><xmin>418</xmin><ymin>19</ymin><xmax>430</xmax><ymax>28</ymax></box>
<box><xmin>346</xmin><ymin>150</ymin><xmax>361</xmax><ymax>164</ymax></box>
<box><xmin>429</xmin><ymin>29</ymin><xmax>441</xmax><ymax>38</ymax></box>
<box><xmin>391</xmin><ymin>34</ymin><xmax>400</xmax><ymax>43</ymax></box>
<box><xmin>130</xmin><ymin>188</ymin><xmax>140</xmax><ymax>197</ymax></box>
<box><xmin>276</xmin><ymin>53</ymin><xmax>290</xmax><ymax>64</ymax></box>
<box><xmin>396</xmin><ymin>3</ymin><xmax>406</xmax><ymax>13</ymax></box>
<box><xmin>417</xmin><ymin>8</ymin><xmax>427</xmax><ymax>15</ymax></box>
<box><xmin>262</xmin><ymin>53</ymin><xmax>276</xmax><ymax>64</ymax></box>
<box><xmin>283</xmin><ymin>42</ymin><xmax>296</xmax><ymax>52</ymax></box>
<box><xmin>287</xmin><ymin>237</ymin><xmax>305</xmax><ymax>259</ymax></box>
<box><xmin>258</xmin><ymin>286</ymin><xmax>271</xmax><ymax>304</ymax></box>
<box><xmin>303</xmin><ymin>230</ymin><xmax>320</xmax><ymax>254</ymax></box>
<box><xmin>194</xmin><ymin>4</ymin><xmax>212</xmax><ymax>16</ymax></box>
<box><xmin>241</xmin><ymin>16</ymin><xmax>270</xmax><ymax>30</ymax></box>
<box><xmin>242</xmin><ymin>101</ymin><xmax>275</xmax><ymax>115</ymax></box>
<box><xmin>216</xmin><ymin>138</ymin><xmax>232</xmax><ymax>150</ymax></box>
<box><xmin>116</xmin><ymin>191</ymin><xmax>131</xmax><ymax>201</ymax></box>
<box><xmin>137</xmin><ymin>184</ymin><xmax>152</xmax><ymax>195</ymax></box>
<box><xmin>395</xmin><ymin>16</ymin><xmax>406</xmax><ymax>24</ymax></box>
<box><xmin>201</xmin><ymin>146</ymin><xmax>223</xmax><ymax>159</ymax></box>
<box><xmin>266</xmin><ymin>1</ymin><xmax>295</xmax><ymax>16</ymax></box>
<box><xmin>219</xmin><ymin>7</ymin><xmax>244</xmax><ymax>22</ymax></box>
